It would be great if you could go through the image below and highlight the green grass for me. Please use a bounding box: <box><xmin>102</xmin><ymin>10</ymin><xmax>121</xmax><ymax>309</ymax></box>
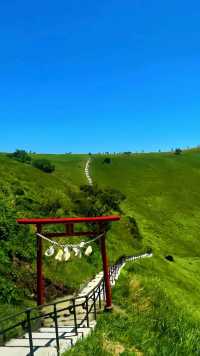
<box><xmin>65</xmin><ymin>257</ymin><xmax>200</xmax><ymax>355</ymax></box>
<box><xmin>64</xmin><ymin>151</ymin><xmax>200</xmax><ymax>355</ymax></box>
<box><xmin>92</xmin><ymin>152</ymin><xmax>200</xmax><ymax>256</ymax></box>
<box><xmin>0</xmin><ymin>152</ymin><xmax>136</xmax><ymax>318</ymax></box>
<box><xmin>0</xmin><ymin>153</ymin><xmax>88</xmax><ymax>209</ymax></box>
<box><xmin>0</xmin><ymin>153</ymin><xmax>90</xmax><ymax>315</ymax></box>
<box><xmin>2</xmin><ymin>150</ymin><xmax>200</xmax><ymax>353</ymax></box>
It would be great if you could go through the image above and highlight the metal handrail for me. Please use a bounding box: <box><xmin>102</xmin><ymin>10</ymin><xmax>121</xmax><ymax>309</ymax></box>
<box><xmin>0</xmin><ymin>254</ymin><xmax>148</xmax><ymax>354</ymax></box>
<box><xmin>0</xmin><ymin>277</ymin><xmax>104</xmax><ymax>326</ymax></box>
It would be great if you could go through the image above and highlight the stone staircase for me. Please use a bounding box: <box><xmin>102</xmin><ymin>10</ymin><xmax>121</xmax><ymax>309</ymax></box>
<box><xmin>0</xmin><ymin>254</ymin><xmax>152</xmax><ymax>356</ymax></box>
<box><xmin>2</xmin><ymin>323</ymin><xmax>96</xmax><ymax>356</ymax></box>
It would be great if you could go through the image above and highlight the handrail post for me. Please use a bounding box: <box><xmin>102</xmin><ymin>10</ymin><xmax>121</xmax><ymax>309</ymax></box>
<box><xmin>26</xmin><ymin>309</ymin><xmax>34</xmax><ymax>356</ymax></box>
<box><xmin>53</xmin><ymin>304</ymin><xmax>60</xmax><ymax>356</ymax></box>
<box><xmin>99</xmin><ymin>230</ymin><xmax>112</xmax><ymax>311</ymax></box>
<box><xmin>103</xmin><ymin>279</ymin><xmax>106</xmax><ymax>301</ymax></box>
<box><xmin>98</xmin><ymin>285</ymin><xmax>102</xmax><ymax>309</ymax></box>
<box><xmin>72</xmin><ymin>299</ymin><xmax>78</xmax><ymax>335</ymax></box>
<box><xmin>93</xmin><ymin>290</ymin><xmax>97</xmax><ymax>320</ymax></box>
<box><xmin>85</xmin><ymin>296</ymin><xmax>90</xmax><ymax>328</ymax></box>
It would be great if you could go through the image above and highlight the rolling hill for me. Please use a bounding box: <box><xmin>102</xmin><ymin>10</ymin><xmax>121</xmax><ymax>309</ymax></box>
<box><xmin>1</xmin><ymin>150</ymin><xmax>200</xmax><ymax>354</ymax></box>
<box><xmin>66</xmin><ymin>150</ymin><xmax>200</xmax><ymax>355</ymax></box>
<box><xmin>0</xmin><ymin>152</ymin><xmax>136</xmax><ymax>320</ymax></box>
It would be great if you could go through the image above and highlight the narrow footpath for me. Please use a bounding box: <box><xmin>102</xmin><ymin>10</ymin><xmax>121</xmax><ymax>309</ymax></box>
<box><xmin>85</xmin><ymin>158</ymin><xmax>93</xmax><ymax>185</ymax></box>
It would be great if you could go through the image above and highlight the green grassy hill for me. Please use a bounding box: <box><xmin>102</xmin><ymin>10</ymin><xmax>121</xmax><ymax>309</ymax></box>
<box><xmin>65</xmin><ymin>151</ymin><xmax>200</xmax><ymax>355</ymax></box>
<box><xmin>0</xmin><ymin>153</ymin><xmax>89</xmax><ymax>316</ymax></box>
<box><xmin>93</xmin><ymin>151</ymin><xmax>200</xmax><ymax>256</ymax></box>
<box><xmin>2</xmin><ymin>150</ymin><xmax>200</xmax><ymax>354</ymax></box>
<box><xmin>0</xmin><ymin>152</ymin><xmax>136</xmax><ymax>320</ymax></box>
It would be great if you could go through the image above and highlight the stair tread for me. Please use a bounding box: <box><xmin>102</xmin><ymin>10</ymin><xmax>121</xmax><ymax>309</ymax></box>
<box><xmin>24</xmin><ymin>332</ymin><xmax>80</xmax><ymax>339</ymax></box>
<box><xmin>0</xmin><ymin>346</ymin><xmax>57</xmax><ymax>356</ymax></box>
<box><xmin>6</xmin><ymin>338</ymin><xmax>71</xmax><ymax>347</ymax></box>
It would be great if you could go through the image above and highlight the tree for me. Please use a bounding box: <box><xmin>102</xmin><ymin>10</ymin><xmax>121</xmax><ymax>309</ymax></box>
<box><xmin>72</xmin><ymin>184</ymin><xmax>126</xmax><ymax>219</ymax></box>
<box><xmin>7</xmin><ymin>149</ymin><xmax>31</xmax><ymax>163</ymax></box>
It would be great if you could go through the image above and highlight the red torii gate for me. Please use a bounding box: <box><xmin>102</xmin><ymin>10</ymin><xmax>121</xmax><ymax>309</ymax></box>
<box><xmin>17</xmin><ymin>215</ymin><xmax>120</xmax><ymax>310</ymax></box>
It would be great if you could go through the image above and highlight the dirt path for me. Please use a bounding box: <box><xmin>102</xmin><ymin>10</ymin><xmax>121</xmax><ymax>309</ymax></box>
<box><xmin>85</xmin><ymin>158</ymin><xmax>93</xmax><ymax>185</ymax></box>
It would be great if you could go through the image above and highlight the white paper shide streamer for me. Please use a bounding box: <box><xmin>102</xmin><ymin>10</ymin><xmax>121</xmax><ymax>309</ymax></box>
<box><xmin>85</xmin><ymin>245</ymin><xmax>92</xmax><ymax>256</ymax></box>
<box><xmin>63</xmin><ymin>247</ymin><xmax>71</xmax><ymax>261</ymax></box>
<box><xmin>55</xmin><ymin>249</ymin><xmax>64</xmax><ymax>261</ymax></box>
<box><xmin>39</xmin><ymin>232</ymin><xmax>103</xmax><ymax>263</ymax></box>
<box><xmin>45</xmin><ymin>246</ymin><xmax>55</xmax><ymax>257</ymax></box>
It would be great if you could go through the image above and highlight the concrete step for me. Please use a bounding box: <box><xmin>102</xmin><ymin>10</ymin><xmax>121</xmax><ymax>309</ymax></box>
<box><xmin>40</xmin><ymin>327</ymin><xmax>74</xmax><ymax>333</ymax></box>
<box><xmin>0</xmin><ymin>346</ymin><xmax>57</xmax><ymax>356</ymax></box>
<box><xmin>24</xmin><ymin>332</ymin><xmax>80</xmax><ymax>340</ymax></box>
<box><xmin>6</xmin><ymin>338</ymin><xmax>71</xmax><ymax>348</ymax></box>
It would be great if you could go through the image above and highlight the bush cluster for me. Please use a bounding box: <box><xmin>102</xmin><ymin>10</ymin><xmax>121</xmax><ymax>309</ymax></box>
<box><xmin>174</xmin><ymin>148</ymin><xmax>182</xmax><ymax>155</ymax></box>
<box><xmin>32</xmin><ymin>159</ymin><xmax>55</xmax><ymax>173</ymax></box>
<box><xmin>103</xmin><ymin>157</ymin><xmax>112</xmax><ymax>164</ymax></box>
<box><xmin>7</xmin><ymin>149</ymin><xmax>31</xmax><ymax>163</ymax></box>
<box><xmin>71</xmin><ymin>184</ymin><xmax>126</xmax><ymax>223</ymax></box>
<box><xmin>8</xmin><ymin>150</ymin><xmax>55</xmax><ymax>173</ymax></box>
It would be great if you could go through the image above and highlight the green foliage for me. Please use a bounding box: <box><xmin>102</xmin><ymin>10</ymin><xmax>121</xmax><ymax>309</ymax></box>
<box><xmin>103</xmin><ymin>157</ymin><xmax>111</xmax><ymax>164</ymax></box>
<box><xmin>72</xmin><ymin>184</ymin><xmax>126</xmax><ymax>218</ymax></box>
<box><xmin>7</xmin><ymin>149</ymin><xmax>31</xmax><ymax>163</ymax></box>
<box><xmin>65</xmin><ymin>257</ymin><xmax>200</xmax><ymax>355</ymax></box>
<box><xmin>32</xmin><ymin>158</ymin><xmax>55</xmax><ymax>173</ymax></box>
<box><xmin>127</xmin><ymin>216</ymin><xmax>142</xmax><ymax>240</ymax></box>
<box><xmin>127</xmin><ymin>216</ymin><xmax>143</xmax><ymax>249</ymax></box>
<box><xmin>123</xmin><ymin>151</ymin><xmax>132</xmax><ymax>155</ymax></box>
<box><xmin>0</xmin><ymin>197</ymin><xmax>35</xmax><ymax>305</ymax></box>
<box><xmin>0</xmin><ymin>277</ymin><xmax>23</xmax><ymax>304</ymax></box>
<box><xmin>175</xmin><ymin>148</ymin><xmax>182</xmax><ymax>155</ymax></box>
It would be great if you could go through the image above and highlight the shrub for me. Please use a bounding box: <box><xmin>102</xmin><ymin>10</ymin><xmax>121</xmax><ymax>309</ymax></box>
<box><xmin>103</xmin><ymin>157</ymin><xmax>112</xmax><ymax>164</ymax></box>
<box><xmin>127</xmin><ymin>216</ymin><xmax>142</xmax><ymax>240</ymax></box>
<box><xmin>123</xmin><ymin>152</ymin><xmax>132</xmax><ymax>155</ymax></box>
<box><xmin>174</xmin><ymin>148</ymin><xmax>182</xmax><ymax>155</ymax></box>
<box><xmin>146</xmin><ymin>246</ymin><xmax>153</xmax><ymax>254</ymax></box>
<box><xmin>0</xmin><ymin>198</ymin><xmax>35</xmax><ymax>304</ymax></box>
<box><xmin>32</xmin><ymin>159</ymin><xmax>55</xmax><ymax>173</ymax></box>
<box><xmin>72</xmin><ymin>184</ymin><xmax>126</xmax><ymax>219</ymax></box>
<box><xmin>7</xmin><ymin>149</ymin><xmax>31</xmax><ymax>163</ymax></box>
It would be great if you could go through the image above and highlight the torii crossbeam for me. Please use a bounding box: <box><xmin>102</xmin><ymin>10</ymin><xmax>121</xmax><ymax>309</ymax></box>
<box><xmin>17</xmin><ymin>215</ymin><xmax>120</xmax><ymax>310</ymax></box>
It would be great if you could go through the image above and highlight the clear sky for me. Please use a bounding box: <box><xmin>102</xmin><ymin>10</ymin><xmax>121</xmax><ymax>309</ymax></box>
<box><xmin>1</xmin><ymin>1</ymin><xmax>200</xmax><ymax>153</ymax></box>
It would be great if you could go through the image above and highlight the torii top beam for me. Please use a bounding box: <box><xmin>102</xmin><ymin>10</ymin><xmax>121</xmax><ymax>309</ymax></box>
<box><xmin>17</xmin><ymin>215</ymin><xmax>120</xmax><ymax>225</ymax></box>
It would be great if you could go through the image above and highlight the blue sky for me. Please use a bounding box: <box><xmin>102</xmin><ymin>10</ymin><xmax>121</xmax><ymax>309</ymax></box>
<box><xmin>1</xmin><ymin>0</ymin><xmax>200</xmax><ymax>153</ymax></box>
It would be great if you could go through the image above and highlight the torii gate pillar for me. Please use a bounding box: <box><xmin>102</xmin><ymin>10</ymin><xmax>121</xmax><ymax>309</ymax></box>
<box><xmin>36</xmin><ymin>224</ymin><xmax>44</xmax><ymax>306</ymax></box>
<box><xmin>100</xmin><ymin>231</ymin><xmax>112</xmax><ymax>310</ymax></box>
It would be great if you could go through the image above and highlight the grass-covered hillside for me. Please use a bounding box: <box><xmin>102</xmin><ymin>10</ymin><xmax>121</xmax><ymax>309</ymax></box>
<box><xmin>2</xmin><ymin>149</ymin><xmax>200</xmax><ymax>354</ymax></box>
<box><xmin>0</xmin><ymin>152</ymin><xmax>136</xmax><ymax>319</ymax></box>
<box><xmin>0</xmin><ymin>153</ymin><xmax>87</xmax><ymax>317</ymax></box>
<box><xmin>65</xmin><ymin>150</ymin><xmax>200</xmax><ymax>355</ymax></box>
<box><xmin>93</xmin><ymin>151</ymin><xmax>200</xmax><ymax>257</ymax></box>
